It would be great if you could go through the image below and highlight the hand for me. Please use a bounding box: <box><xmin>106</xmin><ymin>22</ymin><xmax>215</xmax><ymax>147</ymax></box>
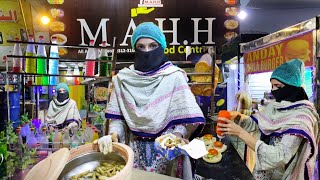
<box><xmin>172</xmin><ymin>132</ymin><xmax>189</xmax><ymax>144</ymax></box>
<box><xmin>93</xmin><ymin>135</ymin><xmax>113</xmax><ymax>155</ymax></box>
<box><xmin>110</xmin><ymin>133</ymin><xmax>119</xmax><ymax>143</ymax></box>
<box><xmin>217</xmin><ymin>117</ymin><xmax>246</xmax><ymax>138</ymax></box>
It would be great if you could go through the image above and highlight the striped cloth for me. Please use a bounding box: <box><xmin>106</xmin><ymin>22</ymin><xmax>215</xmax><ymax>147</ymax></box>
<box><xmin>252</xmin><ymin>100</ymin><xmax>319</xmax><ymax>179</ymax></box>
<box><xmin>106</xmin><ymin>62</ymin><xmax>205</xmax><ymax>138</ymax></box>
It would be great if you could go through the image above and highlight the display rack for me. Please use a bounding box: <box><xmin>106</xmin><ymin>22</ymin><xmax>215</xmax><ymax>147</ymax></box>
<box><xmin>3</xmin><ymin>37</ymin><xmax>118</xmax><ymax>126</ymax></box>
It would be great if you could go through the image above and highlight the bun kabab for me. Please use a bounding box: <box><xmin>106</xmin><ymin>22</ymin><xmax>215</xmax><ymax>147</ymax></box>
<box><xmin>200</xmin><ymin>134</ymin><xmax>217</xmax><ymax>150</ymax></box>
<box><xmin>203</xmin><ymin>148</ymin><xmax>222</xmax><ymax>163</ymax></box>
<box><xmin>213</xmin><ymin>141</ymin><xmax>227</xmax><ymax>153</ymax></box>
<box><xmin>159</xmin><ymin>135</ymin><xmax>185</xmax><ymax>150</ymax></box>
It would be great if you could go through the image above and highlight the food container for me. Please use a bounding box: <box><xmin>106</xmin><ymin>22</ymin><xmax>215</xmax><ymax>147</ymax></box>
<box><xmin>154</xmin><ymin>134</ymin><xmax>188</xmax><ymax>160</ymax></box>
<box><xmin>25</xmin><ymin>143</ymin><xmax>134</xmax><ymax>180</ymax></box>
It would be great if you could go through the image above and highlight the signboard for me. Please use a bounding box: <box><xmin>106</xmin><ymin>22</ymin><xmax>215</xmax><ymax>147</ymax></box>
<box><xmin>244</xmin><ymin>31</ymin><xmax>313</xmax><ymax>74</ymax></box>
<box><xmin>46</xmin><ymin>0</ymin><xmax>240</xmax><ymax>61</ymax></box>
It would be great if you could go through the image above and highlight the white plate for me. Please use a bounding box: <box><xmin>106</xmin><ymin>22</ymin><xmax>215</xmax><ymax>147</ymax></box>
<box><xmin>51</xmin><ymin>34</ymin><xmax>67</xmax><ymax>45</ymax></box>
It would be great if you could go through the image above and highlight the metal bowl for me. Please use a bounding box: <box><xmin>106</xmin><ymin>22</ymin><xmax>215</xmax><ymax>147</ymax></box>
<box><xmin>58</xmin><ymin>152</ymin><xmax>126</xmax><ymax>180</ymax></box>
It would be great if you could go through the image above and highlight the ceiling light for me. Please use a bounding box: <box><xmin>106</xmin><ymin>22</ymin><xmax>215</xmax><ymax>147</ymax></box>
<box><xmin>238</xmin><ymin>10</ymin><xmax>247</xmax><ymax>20</ymax></box>
<box><xmin>40</xmin><ymin>16</ymin><xmax>50</xmax><ymax>25</ymax></box>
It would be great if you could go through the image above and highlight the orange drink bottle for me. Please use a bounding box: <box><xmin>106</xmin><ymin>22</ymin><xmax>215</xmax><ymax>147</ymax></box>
<box><xmin>216</xmin><ymin>110</ymin><xmax>231</xmax><ymax>139</ymax></box>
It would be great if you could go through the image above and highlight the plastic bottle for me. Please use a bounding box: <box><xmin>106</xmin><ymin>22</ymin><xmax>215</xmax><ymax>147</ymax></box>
<box><xmin>62</xmin><ymin>130</ymin><xmax>71</xmax><ymax>148</ymax></box>
<box><xmin>39</xmin><ymin>127</ymin><xmax>49</xmax><ymax>148</ymax></box>
<box><xmin>48</xmin><ymin>37</ymin><xmax>59</xmax><ymax>85</ymax></box>
<box><xmin>25</xmin><ymin>35</ymin><xmax>36</xmax><ymax>85</ymax></box>
<box><xmin>36</xmin><ymin>127</ymin><xmax>49</xmax><ymax>157</ymax></box>
<box><xmin>27</xmin><ymin>127</ymin><xmax>38</xmax><ymax>149</ymax></box>
<box><xmin>70</xmin><ymin>132</ymin><xmax>81</xmax><ymax>148</ymax></box>
<box><xmin>82</xmin><ymin>118</ymin><xmax>87</xmax><ymax>130</ymax></box>
<box><xmin>74</xmin><ymin>64</ymin><xmax>80</xmax><ymax>85</ymax></box>
<box><xmin>16</xmin><ymin>128</ymin><xmax>23</xmax><ymax>144</ymax></box>
<box><xmin>85</xmin><ymin>40</ymin><xmax>96</xmax><ymax>76</ymax></box>
<box><xmin>36</xmin><ymin>36</ymin><xmax>48</xmax><ymax>85</ymax></box>
<box><xmin>12</xmin><ymin>38</ymin><xmax>23</xmax><ymax>73</ymax></box>
<box><xmin>92</xmin><ymin>129</ymin><xmax>99</xmax><ymax>142</ymax></box>
<box><xmin>216</xmin><ymin>110</ymin><xmax>231</xmax><ymax>140</ymax></box>
<box><xmin>98</xmin><ymin>41</ymin><xmax>111</xmax><ymax>77</ymax></box>
<box><xmin>53</xmin><ymin>128</ymin><xmax>62</xmax><ymax>148</ymax></box>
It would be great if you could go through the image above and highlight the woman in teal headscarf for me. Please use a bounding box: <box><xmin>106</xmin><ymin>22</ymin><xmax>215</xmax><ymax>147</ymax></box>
<box><xmin>218</xmin><ymin>59</ymin><xmax>319</xmax><ymax>179</ymax></box>
<box><xmin>46</xmin><ymin>83</ymin><xmax>81</xmax><ymax>132</ymax></box>
<box><xmin>98</xmin><ymin>22</ymin><xmax>206</xmax><ymax>179</ymax></box>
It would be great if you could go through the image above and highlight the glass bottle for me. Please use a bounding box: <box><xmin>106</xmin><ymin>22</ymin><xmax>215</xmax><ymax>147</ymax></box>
<box><xmin>25</xmin><ymin>35</ymin><xmax>36</xmax><ymax>85</ymax></box>
<box><xmin>36</xmin><ymin>36</ymin><xmax>48</xmax><ymax>85</ymax></box>
<box><xmin>85</xmin><ymin>40</ymin><xmax>96</xmax><ymax>76</ymax></box>
<box><xmin>48</xmin><ymin>36</ymin><xmax>59</xmax><ymax>85</ymax></box>
<box><xmin>12</xmin><ymin>38</ymin><xmax>23</xmax><ymax>73</ymax></box>
<box><xmin>98</xmin><ymin>41</ymin><xmax>111</xmax><ymax>77</ymax></box>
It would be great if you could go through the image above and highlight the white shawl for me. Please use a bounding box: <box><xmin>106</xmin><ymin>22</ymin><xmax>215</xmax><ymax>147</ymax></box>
<box><xmin>106</xmin><ymin>62</ymin><xmax>205</xmax><ymax>138</ymax></box>
<box><xmin>252</xmin><ymin>100</ymin><xmax>319</xmax><ymax>179</ymax></box>
<box><xmin>46</xmin><ymin>98</ymin><xmax>81</xmax><ymax>128</ymax></box>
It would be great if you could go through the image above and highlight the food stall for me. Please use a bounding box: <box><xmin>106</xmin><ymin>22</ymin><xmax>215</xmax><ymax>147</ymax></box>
<box><xmin>0</xmin><ymin>0</ymin><xmax>255</xmax><ymax>179</ymax></box>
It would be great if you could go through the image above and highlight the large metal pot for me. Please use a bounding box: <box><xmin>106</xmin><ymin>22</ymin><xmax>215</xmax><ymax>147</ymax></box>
<box><xmin>25</xmin><ymin>143</ymin><xmax>134</xmax><ymax>180</ymax></box>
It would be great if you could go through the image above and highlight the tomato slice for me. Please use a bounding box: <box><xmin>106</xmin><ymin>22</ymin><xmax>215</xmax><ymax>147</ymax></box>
<box><xmin>208</xmin><ymin>149</ymin><xmax>219</xmax><ymax>156</ymax></box>
<box><xmin>214</xmin><ymin>141</ymin><xmax>223</xmax><ymax>148</ymax></box>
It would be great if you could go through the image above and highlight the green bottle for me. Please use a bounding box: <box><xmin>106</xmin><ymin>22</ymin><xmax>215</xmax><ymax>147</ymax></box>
<box><xmin>98</xmin><ymin>41</ymin><xmax>111</xmax><ymax>77</ymax></box>
<box><xmin>36</xmin><ymin>36</ymin><xmax>48</xmax><ymax>85</ymax></box>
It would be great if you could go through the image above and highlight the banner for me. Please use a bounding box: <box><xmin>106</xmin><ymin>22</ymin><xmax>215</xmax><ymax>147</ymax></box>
<box><xmin>244</xmin><ymin>31</ymin><xmax>313</xmax><ymax>74</ymax></box>
<box><xmin>44</xmin><ymin>0</ymin><xmax>240</xmax><ymax>61</ymax></box>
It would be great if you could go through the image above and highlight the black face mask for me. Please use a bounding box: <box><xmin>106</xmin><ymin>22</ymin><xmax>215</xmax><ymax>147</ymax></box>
<box><xmin>57</xmin><ymin>92</ymin><xmax>69</xmax><ymax>103</ymax></box>
<box><xmin>271</xmin><ymin>84</ymin><xmax>308</xmax><ymax>102</ymax></box>
<box><xmin>134</xmin><ymin>47</ymin><xmax>167</xmax><ymax>72</ymax></box>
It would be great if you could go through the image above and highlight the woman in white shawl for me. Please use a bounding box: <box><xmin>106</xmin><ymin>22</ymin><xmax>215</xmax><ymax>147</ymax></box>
<box><xmin>97</xmin><ymin>22</ymin><xmax>205</xmax><ymax>178</ymax></box>
<box><xmin>218</xmin><ymin>59</ymin><xmax>319</xmax><ymax>180</ymax></box>
<box><xmin>46</xmin><ymin>83</ymin><xmax>81</xmax><ymax>132</ymax></box>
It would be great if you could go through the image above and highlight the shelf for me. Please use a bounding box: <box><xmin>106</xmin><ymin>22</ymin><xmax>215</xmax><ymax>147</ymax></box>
<box><xmin>6</xmin><ymin>72</ymin><xmax>112</xmax><ymax>79</ymax></box>
<box><xmin>81</xmin><ymin>78</ymin><xmax>110</xmax><ymax>85</ymax></box>
<box><xmin>7</xmin><ymin>40</ymin><xmax>114</xmax><ymax>49</ymax></box>
<box><xmin>7</xmin><ymin>55</ymin><xmax>113</xmax><ymax>63</ymax></box>
<box><xmin>187</xmin><ymin>72</ymin><xmax>212</xmax><ymax>76</ymax></box>
<box><xmin>188</xmin><ymin>82</ymin><xmax>212</xmax><ymax>85</ymax></box>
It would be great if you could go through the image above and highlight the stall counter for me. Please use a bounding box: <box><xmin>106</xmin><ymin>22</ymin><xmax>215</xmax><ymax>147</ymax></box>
<box><xmin>132</xmin><ymin>169</ymin><xmax>180</xmax><ymax>180</ymax></box>
<box><xmin>194</xmin><ymin>122</ymin><xmax>255</xmax><ymax>180</ymax></box>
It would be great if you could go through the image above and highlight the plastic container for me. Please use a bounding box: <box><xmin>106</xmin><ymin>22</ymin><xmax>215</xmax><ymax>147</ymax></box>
<box><xmin>12</xmin><ymin>38</ymin><xmax>23</xmax><ymax>73</ymax></box>
<box><xmin>216</xmin><ymin>110</ymin><xmax>231</xmax><ymax>139</ymax></box>
<box><xmin>49</xmin><ymin>36</ymin><xmax>59</xmax><ymax>85</ymax></box>
<box><xmin>85</xmin><ymin>40</ymin><xmax>96</xmax><ymax>76</ymax></box>
<box><xmin>27</xmin><ymin>127</ymin><xmax>38</xmax><ymax>149</ymax></box>
<box><xmin>36</xmin><ymin>36</ymin><xmax>48</xmax><ymax>85</ymax></box>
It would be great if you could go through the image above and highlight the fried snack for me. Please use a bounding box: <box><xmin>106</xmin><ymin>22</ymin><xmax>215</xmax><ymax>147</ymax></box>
<box><xmin>49</xmin><ymin>21</ymin><xmax>65</xmax><ymax>32</ymax></box>
<box><xmin>58</xmin><ymin>47</ymin><xmax>68</xmax><ymax>56</ymax></box>
<box><xmin>71</xmin><ymin>161</ymin><xmax>125</xmax><ymax>180</ymax></box>
<box><xmin>224</xmin><ymin>19</ymin><xmax>239</xmax><ymax>30</ymax></box>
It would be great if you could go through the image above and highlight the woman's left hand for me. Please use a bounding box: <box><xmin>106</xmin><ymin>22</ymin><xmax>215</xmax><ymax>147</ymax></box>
<box><xmin>217</xmin><ymin>117</ymin><xmax>245</xmax><ymax>137</ymax></box>
<box><xmin>172</xmin><ymin>132</ymin><xmax>189</xmax><ymax>144</ymax></box>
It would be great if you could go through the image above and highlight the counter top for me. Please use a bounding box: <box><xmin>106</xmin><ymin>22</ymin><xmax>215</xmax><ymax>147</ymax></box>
<box><xmin>132</xmin><ymin>169</ymin><xmax>180</xmax><ymax>180</ymax></box>
<box><xmin>194</xmin><ymin>122</ymin><xmax>254</xmax><ymax>180</ymax></box>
